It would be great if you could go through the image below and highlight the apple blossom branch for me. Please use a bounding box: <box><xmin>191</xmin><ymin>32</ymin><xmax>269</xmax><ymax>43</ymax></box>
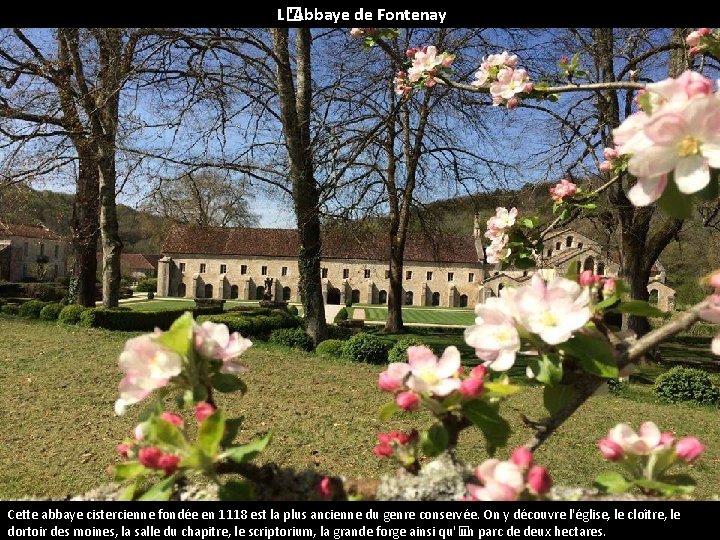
<box><xmin>523</xmin><ymin>296</ymin><xmax>713</xmax><ymax>451</ymax></box>
<box><xmin>436</xmin><ymin>76</ymin><xmax>646</xmax><ymax>95</ymax></box>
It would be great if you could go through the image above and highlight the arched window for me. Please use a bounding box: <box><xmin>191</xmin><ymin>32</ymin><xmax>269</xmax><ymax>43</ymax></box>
<box><xmin>283</xmin><ymin>286</ymin><xmax>291</xmax><ymax>301</ymax></box>
<box><xmin>459</xmin><ymin>294</ymin><xmax>468</xmax><ymax>307</ymax></box>
<box><xmin>649</xmin><ymin>289</ymin><xmax>659</xmax><ymax>304</ymax></box>
<box><xmin>583</xmin><ymin>257</ymin><xmax>595</xmax><ymax>272</ymax></box>
<box><xmin>597</xmin><ymin>262</ymin><xmax>605</xmax><ymax>275</ymax></box>
<box><xmin>405</xmin><ymin>291</ymin><xmax>414</xmax><ymax>305</ymax></box>
<box><xmin>327</xmin><ymin>288</ymin><xmax>341</xmax><ymax>305</ymax></box>
<box><xmin>177</xmin><ymin>283</ymin><xmax>186</xmax><ymax>298</ymax></box>
<box><xmin>378</xmin><ymin>290</ymin><xmax>387</xmax><ymax>304</ymax></box>
<box><xmin>351</xmin><ymin>289</ymin><xmax>360</xmax><ymax>304</ymax></box>
<box><xmin>566</xmin><ymin>236</ymin><xmax>573</xmax><ymax>247</ymax></box>
<box><xmin>230</xmin><ymin>285</ymin><xmax>239</xmax><ymax>299</ymax></box>
<box><xmin>547</xmin><ymin>249</ymin><xmax>553</xmax><ymax>257</ymax></box>
<box><xmin>498</xmin><ymin>283</ymin><xmax>505</xmax><ymax>293</ymax></box>
<box><xmin>204</xmin><ymin>284</ymin><xmax>214</xmax><ymax>298</ymax></box>
<box><xmin>556</xmin><ymin>241</ymin><xmax>561</xmax><ymax>250</ymax></box>
<box><xmin>431</xmin><ymin>292</ymin><xmax>440</xmax><ymax>306</ymax></box>
<box><xmin>578</xmin><ymin>242</ymin><xmax>584</xmax><ymax>249</ymax></box>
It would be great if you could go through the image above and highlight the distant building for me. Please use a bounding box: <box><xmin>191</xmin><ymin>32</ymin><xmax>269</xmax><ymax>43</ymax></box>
<box><xmin>158</xmin><ymin>225</ymin><xmax>483</xmax><ymax>307</ymax></box>
<box><xmin>99</xmin><ymin>253</ymin><xmax>159</xmax><ymax>281</ymax></box>
<box><xmin>156</xmin><ymin>221</ymin><xmax>675</xmax><ymax>311</ymax></box>
<box><xmin>0</xmin><ymin>222</ymin><xmax>68</xmax><ymax>282</ymax></box>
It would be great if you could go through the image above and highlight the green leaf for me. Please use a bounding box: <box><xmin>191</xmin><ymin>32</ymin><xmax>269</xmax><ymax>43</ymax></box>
<box><xmin>656</xmin><ymin>176</ymin><xmax>693</xmax><ymax>219</ymax></box>
<box><xmin>118</xmin><ymin>480</ymin><xmax>140</xmax><ymax>501</ymax></box>
<box><xmin>379</xmin><ymin>401</ymin><xmax>400</xmax><ymax>422</ymax></box>
<box><xmin>560</xmin><ymin>334</ymin><xmax>618</xmax><ymax>379</ymax></box>
<box><xmin>484</xmin><ymin>381</ymin><xmax>521</xmax><ymax>398</ymax></box>
<box><xmin>211</xmin><ymin>373</ymin><xmax>247</xmax><ymax>394</ymax></box>
<box><xmin>637</xmin><ymin>92</ymin><xmax>653</xmax><ymax>114</ymax></box>
<box><xmin>698</xmin><ymin>171</ymin><xmax>719</xmax><ymax>200</ymax></box>
<box><xmin>564</xmin><ymin>261</ymin><xmax>579</xmax><ymax>282</ymax></box>
<box><xmin>461</xmin><ymin>400</ymin><xmax>511</xmax><ymax>455</ymax></box>
<box><xmin>113</xmin><ymin>462</ymin><xmax>147</xmax><ymax>482</ymax></box>
<box><xmin>593</xmin><ymin>293</ymin><xmax>620</xmax><ymax>312</ymax></box>
<box><xmin>543</xmin><ymin>384</ymin><xmax>575</xmax><ymax>415</ymax></box>
<box><xmin>219</xmin><ymin>480</ymin><xmax>255</xmax><ymax>501</ymax></box>
<box><xmin>179</xmin><ymin>447</ymin><xmax>204</xmax><ymax>469</ymax></box>
<box><xmin>513</xmin><ymin>256</ymin><xmax>537</xmax><ymax>270</ymax></box>
<box><xmin>221</xmin><ymin>416</ymin><xmax>245</xmax><ymax>448</ymax></box>
<box><xmin>420</xmin><ymin>423</ymin><xmax>449</xmax><ymax>458</ymax></box>
<box><xmin>198</xmin><ymin>410</ymin><xmax>226</xmax><ymax>457</ymax></box>
<box><xmin>192</xmin><ymin>384</ymin><xmax>208</xmax><ymax>403</ymax></box>
<box><xmin>594</xmin><ymin>470</ymin><xmax>630</xmax><ymax>494</ymax></box>
<box><xmin>223</xmin><ymin>432</ymin><xmax>272</xmax><ymax>464</ymax></box>
<box><xmin>614</xmin><ymin>300</ymin><xmax>667</xmax><ymax>318</ymax></box>
<box><xmin>138</xmin><ymin>474</ymin><xmax>177</xmax><ymax>501</ymax></box>
<box><xmin>156</xmin><ymin>312</ymin><xmax>194</xmax><ymax>357</ymax></box>
<box><xmin>149</xmin><ymin>417</ymin><xmax>186</xmax><ymax>449</ymax></box>
<box><xmin>634</xmin><ymin>478</ymin><xmax>695</xmax><ymax>496</ymax></box>
<box><xmin>533</xmin><ymin>354</ymin><xmax>564</xmax><ymax>386</ymax></box>
<box><xmin>520</xmin><ymin>217</ymin><xmax>538</xmax><ymax>229</ymax></box>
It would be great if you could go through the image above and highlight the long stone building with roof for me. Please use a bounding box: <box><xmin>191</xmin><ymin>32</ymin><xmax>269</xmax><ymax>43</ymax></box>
<box><xmin>0</xmin><ymin>222</ymin><xmax>68</xmax><ymax>282</ymax></box>
<box><xmin>157</xmin><ymin>221</ymin><xmax>674</xmax><ymax>309</ymax></box>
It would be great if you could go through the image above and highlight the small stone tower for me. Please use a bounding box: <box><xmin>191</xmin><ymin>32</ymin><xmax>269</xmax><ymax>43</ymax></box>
<box><xmin>473</xmin><ymin>214</ymin><xmax>485</xmax><ymax>263</ymax></box>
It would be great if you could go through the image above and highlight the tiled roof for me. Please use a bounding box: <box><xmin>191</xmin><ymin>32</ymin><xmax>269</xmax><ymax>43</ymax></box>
<box><xmin>162</xmin><ymin>225</ymin><xmax>479</xmax><ymax>265</ymax></box>
<box><xmin>0</xmin><ymin>222</ymin><xmax>61</xmax><ymax>240</ymax></box>
<box><xmin>97</xmin><ymin>253</ymin><xmax>160</xmax><ymax>273</ymax></box>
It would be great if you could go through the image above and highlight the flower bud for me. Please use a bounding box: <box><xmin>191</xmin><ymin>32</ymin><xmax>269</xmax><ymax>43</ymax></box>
<box><xmin>527</xmin><ymin>466</ymin><xmax>552</xmax><ymax>495</ymax></box>
<box><xmin>675</xmin><ymin>437</ymin><xmax>704</xmax><ymax>463</ymax></box>
<box><xmin>510</xmin><ymin>447</ymin><xmax>533</xmax><ymax>470</ymax></box>
<box><xmin>598</xmin><ymin>438</ymin><xmax>623</xmax><ymax>461</ymax></box>
<box><xmin>194</xmin><ymin>402</ymin><xmax>216</xmax><ymax>423</ymax></box>
<box><xmin>160</xmin><ymin>412</ymin><xmax>183</xmax><ymax>428</ymax></box>
<box><xmin>579</xmin><ymin>270</ymin><xmax>597</xmax><ymax>287</ymax></box>
<box><xmin>138</xmin><ymin>446</ymin><xmax>162</xmax><ymax>469</ymax></box>
<box><xmin>157</xmin><ymin>453</ymin><xmax>180</xmax><ymax>475</ymax></box>
<box><xmin>459</xmin><ymin>376</ymin><xmax>484</xmax><ymax>398</ymax></box>
<box><xmin>396</xmin><ymin>391</ymin><xmax>420</xmax><ymax>411</ymax></box>
<box><xmin>317</xmin><ymin>476</ymin><xmax>334</xmax><ymax>498</ymax></box>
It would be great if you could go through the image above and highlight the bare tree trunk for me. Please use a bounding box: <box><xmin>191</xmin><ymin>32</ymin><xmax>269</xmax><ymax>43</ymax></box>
<box><xmin>72</xmin><ymin>154</ymin><xmax>100</xmax><ymax>307</ymax></box>
<box><xmin>272</xmin><ymin>28</ymin><xmax>327</xmax><ymax>343</ymax></box>
<box><xmin>386</xmin><ymin>237</ymin><xmax>405</xmax><ymax>332</ymax></box>
<box><xmin>98</xmin><ymin>149</ymin><xmax>123</xmax><ymax>308</ymax></box>
<box><xmin>594</xmin><ymin>28</ymin><xmax>687</xmax><ymax>336</ymax></box>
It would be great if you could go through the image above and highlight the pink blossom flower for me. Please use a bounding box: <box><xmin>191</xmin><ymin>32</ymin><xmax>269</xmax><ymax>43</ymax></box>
<box><xmin>115</xmin><ymin>335</ymin><xmax>183</xmax><ymax>415</ymax></box>
<box><xmin>689</xmin><ymin>46</ymin><xmax>701</xmax><ymax>56</ymax></box>
<box><xmin>472</xmin><ymin>67</ymin><xmax>490</xmax><ymax>87</ymax></box>
<box><xmin>598</xmin><ymin>438</ymin><xmax>624</xmax><ymax>461</ymax></box>
<box><xmin>510</xmin><ymin>447</ymin><xmax>533</xmax><ymax>470</ymax></box>
<box><xmin>659</xmin><ymin>432</ymin><xmax>675</xmax><ymax>449</ymax></box>
<box><xmin>373</xmin><ymin>444</ymin><xmax>394</xmax><ymax>458</ymax></box>
<box><xmin>506</xmin><ymin>97</ymin><xmax>519</xmax><ymax>109</ymax></box>
<box><xmin>603</xmin><ymin>278</ymin><xmax>616</xmax><ymax>296</ymax></box>
<box><xmin>194</xmin><ymin>402</ymin><xmax>216</xmax><ymax>423</ymax></box>
<box><xmin>317</xmin><ymin>476</ymin><xmax>334</xmax><ymax>498</ymax></box>
<box><xmin>486</xmin><ymin>207</ymin><xmax>518</xmax><ymax>233</ymax></box>
<box><xmin>138</xmin><ymin>446</ymin><xmax>163</xmax><ymax>469</ymax></box>
<box><xmin>467</xmin><ymin>459</ymin><xmax>525</xmax><ymax>501</ymax></box>
<box><xmin>117</xmin><ymin>444</ymin><xmax>131</xmax><ymax>457</ymax></box>
<box><xmin>350</xmin><ymin>28</ymin><xmax>374</xmax><ymax>37</ymax></box>
<box><xmin>160</xmin><ymin>412</ymin><xmax>183</xmax><ymax>428</ymax></box>
<box><xmin>489</xmin><ymin>68</ymin><xmax>532</xmax><ymax>105</ymax></box>
<box><xmin>606</xmin><ymin>422</ymin><xmax>662</xmax><ymax>455</ymax></box>
<box><xmin>374</xmin><ymin>430</ymin><xmax>418</xmax><ymax>458</ymax></box>
<box><xmin>603</xmin><ymin>147</ymin><xmax>619</xmax><ymax>160</ymax></box>
<box><xmin>485</xmin><ymin>234</ymin><xmax>511</xmax><ymax>264</ymax></box>
<box><xmin>599</xmin><ymin>161</ymin><xmax>613</xmax><ymax>172</ymax></box>
<box><xmin>579</xmin><ymin>270</ymin><xmax>602</xmax><ymax>287</ymax></box>
<box><xmin>459</xmin><ymin>376</ymin><xmax>484</xmax><ymax>398</ymax></box>
<box><xmin>686</xmin><ymin>31</ymin><xmax>703</xmax><ymax>47</ymax></box>
<box><xmin>440</xmin><ymin>53</ymin><xmax>455</xmax><ymax>68</ymax></box>
<box><xmin>378</xmin><ymin>362</ymin><xmax>410</xmax><ymax>392</ymax></box>
<box><xmin>405</xmin><ymin>346</ymin><xmax>462</xmax><ymax>397</ymax></box>
<box><xmin>470</xmin><ymin>365</ymin><xmax>487</xmax><ymax>379</ymax></box>
<box><xmin>396</xmin><ymin>391</ymin><xmax>420</xmax><ymax>411</ymax></box>
<box><xmin>408</xmin><ymin>46</ymin><xmax>443</xmax><ymax>83</ymax></box>
<box><xmin>549</xmin><ymin>179</ymin><xmax>577</xmax><ymax>202</ymax></box>
<box><xmin>194</xmin><ymin>321</ymin><xmax>251</xmax><ymax>374</ymax></box>
<box><xmin>560</xmin><ymin>56</ymin><xmax>569</xmax><ymax>64</ymax></box>
<box><xmin>509</xmin><ymin>275</ymin><xmax>591</xmax><ymax>345</ymax></box>
<box><xmin>675</xmin><ymin>437</ymin><xmax>705</xmax><ymax>463</ymax></box>
<box><xmin>484</xmin><ymin>51</ymin><xmax>518</xmax><ymax>68</ymax></box>
<box><xmin>464</xmin><ymin>298</ymin><xmax>520</xmax><ymax>371</ymax></box>
<box><xmin>527</xmin><ymin>466</ymin><xmax>552</xmax><ymax>495</ymax></box>
<box><xmin>393</xmin><ymin>71</ymin><xmax>412</xmax><ymax>96</ymax></box>
<box><xmin>157</xmin><ymin>454</ymin><xmax>180</xmax><ymax>475</ymax></box>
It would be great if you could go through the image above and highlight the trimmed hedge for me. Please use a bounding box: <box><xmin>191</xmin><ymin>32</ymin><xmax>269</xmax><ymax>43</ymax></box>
<box><xmin>334</xmin><ymin>307</ymin><xmax>349</xmax><ymax>323</ymax></box>
<box><xmin>19</xmin><ymin>300</ymin><xmax>48</xmax><ymax>319</ymax></box>
<box><xmin>316</xmin><ymin>339</ymin><xmax>346</xmax><ymax>359</ymax></box>
<box><xmin>59</xmin><ymin>305</ymin><xmax>89</xmax><ymax>325</ymax></box>
<box><xmin>288</xmin><ymin>305</ymin><xmax>299</xmax><ymax>316</ymax></box>
<box><xmin>196</xmin><ymin>312</ymin><xmax>301</xmax><ymax>340</ymax></box>
<box><xmin>39</xmin><ymin>303</ymin><xmax>64</xmax><ymax>321</ymax></box>
<box><xmin>654</xmin><ymin>366</ymin><xmax>720</xmax><ymax>406</ymax></box>
<box><xmin>135</xmin><ymin>278</ymin><xmax>158</xmax><ymax>293</ymax></box>
<box><xmin>0</xmin><ymin>282</ymin><xmax>66</xmax><ymax>301</ymax></box>
<box><xmin>269</xmin><ymin>328</ymin><xmax>314</xmax><ymax>352</ymax></box>
<box><xmin>1</xmin><ymin>304</ymin><xmax>20</xmax><ymax>316</ymax></box>
<box><xmin>226</xmin><ymin>306</ymin><xmax>274</xmax><ymax>316</ymax></box>
<box><xmin>388</xmin><ymin>336</ymin><xmax>427</xmax><ymax>363</ymax></box>
<box><xmin>342</xmin><ymin>333</ymin><xmax>388</xmax><ymax>364</ymax></box>
<box><xmin>80</xmin><ymin>306</ymin><xmax>224</xmax><ymax>332</ymax></box>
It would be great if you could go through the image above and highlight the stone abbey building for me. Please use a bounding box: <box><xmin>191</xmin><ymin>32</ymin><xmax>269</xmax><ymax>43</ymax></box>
<box><xmin>157</xmin><ymin>221</ymin><xmax>674</xmax><ymax>310</ymax></box>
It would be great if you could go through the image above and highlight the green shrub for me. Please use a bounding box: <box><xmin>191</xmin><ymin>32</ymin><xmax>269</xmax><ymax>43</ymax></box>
<box><xmin>327</xmin><ymin>325</ymin><xmax>354</xmax><ymax>340</ymax></box>
<box><xmin>654</xmin><ymin>366</ymin><xmax>720</xmax><ymax>406</ymax></box>
<box><xmin>148</xmin><ymin>291</ymin><xmax>155</xmax><ymax>300</ymax></box>
<box><xmin>135</xmin><ymin>278</ymin><xmax>158</xmax><ymax>293</ymax></box>
<box><xmin>345</xmin><ymin>299</ymin><xmax>353</xmax><ymax>308</ymax></box>
<box><xmin>194</xmin><ymin>311</ymin><xmax>302</xmax><ymax>340</ymax></box>
<box><xmin>334</xmin><ymin>307</ymin><xmax>349</xmax><ymax>323</ymax></box>
<box><xmin>288</xmin><ymin>305</ymin><xmax>299</xmax><ymax>316</ymax></box>
<box><xmin>0</xmin><ymin>298</ymin><xmax>6</xmax><ymax>307</ymax></box>
<box><xmin>0</xmin><ymin>282</ymin><xmax>66</xmax><ymax>301</ymax></box>
<box><xmin>316</xmin><ymin>339</ymin><xmax>346</xmax><ymax>359</ymax></box>
<box><xmin>226</xmin><ymin>306</ymin><xmax>273</xmax><ymax>317</ymax></box>
<box><xmin>388</xmin><ymin>336</ymin><xmax>427</xmax><ymax>363</ymax></box>
<box><xmin>269</xmin><ymin>328</ymin><xmax>314</xmax><ymax>351</ymax></box>
<box><xmin>79</xmin><ymin>306</ymin><xmax>223</xmax><ymax>332</ymax></box>
<box><xmin>342</xmin><ymin>333</ymin><xmax>387</xmax><ymax>364</ymax></box>
<box><xmin>19</xmin><ymin>300</ymin><xmax>47</xmax><ymax>319</ymax></box>
<box><xmin>59</xmin><ymin>305</ymin><xmax>89</xmax><ymax>325</ymax></box>
<box><xmin>39</xmin><ymin>303</ymin><xmax>64</xmax><ymax>321</ymax></box>
<box><xmin>1</xmin><ymin>304</ymin><xmax>20</xmax><ymax>316</ymax></box>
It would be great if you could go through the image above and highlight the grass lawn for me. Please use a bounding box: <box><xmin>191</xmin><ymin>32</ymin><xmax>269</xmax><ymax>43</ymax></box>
<box><xmin>124</xmin><ymin>299</ymin><xmax>262</xmax><ymax>312</ymax></box>
<box><xmin>1</xmin><ymin>316</ymin><xmax>719</xmax><ymax>499</ymax></box>
<box><xmin>361</xmin><ymin>305</ymin><xmax>475</xmax><ymax>326</ymax></box>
